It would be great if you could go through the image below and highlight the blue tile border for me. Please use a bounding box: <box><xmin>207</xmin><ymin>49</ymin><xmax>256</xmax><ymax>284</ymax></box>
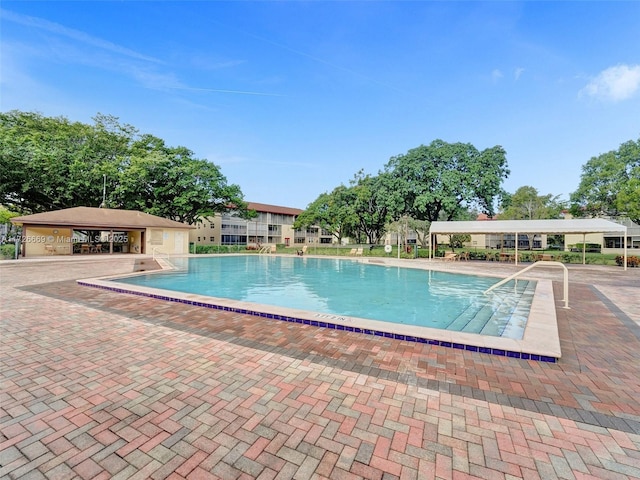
<box><xmin>78</xmin><ymin>280</ymin><xmax>558</xmax><ymax>363</ymax></box>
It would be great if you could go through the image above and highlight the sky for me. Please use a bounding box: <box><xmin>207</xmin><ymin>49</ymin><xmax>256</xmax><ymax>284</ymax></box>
<box><xmin>1</xmin><ymin>1</ymin><xmax>639</xmax><ymax>210</ymax></box>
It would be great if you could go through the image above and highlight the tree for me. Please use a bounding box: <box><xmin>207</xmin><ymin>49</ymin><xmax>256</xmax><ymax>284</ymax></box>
<box><xmin>401</xmin><ymin>209</ymin><xmax>476</xmax><ymax>250</ymax></box>
<box><xmin>349</xmin><ymin>170</ymin><xmax>393</xmax><ymax>244</ymax></box>
<box><xmin>447</xmin><ymin>234</ymin><xmax>472</xmax><ymax>251</ymax></box>
<box><xmin>406</xmin><ymin>218</ymin><xmax>431</xmax><ymax>247</ymax></box>
<box><xmin>0</xmin><ymin>206</ymin><xmax>20</xmax><ymax>242</ymax></box>
<box><xmin>500</xmin><ymin>186</ymin><xmax>565</xmax><ymax>220</ymax></box>
<box><xmin>383</xmin><ymin>140</ymin><xmax>510</xmax><ymax>223</ymax></box>
<box><xmin>293</xmin><ymin>186</ymin><xmax>358</xmax><ymax>244</ymax></box>
<box><xmin>500</xmin><ymin>186</ymin><xmax>565</xmax><ymax>250</ymax></box>
<box><xmin>112</xmin><ymin>135</ymin><xmax>247</xmax><ymax>224</ymax></box>
<box><xmin>0</xmin><ymin>111</ymin><xmax>114</xmax><ymax>212</ymax></box>
<box><xmin>617</xmin><ymin>176</ymin><xmax>640</xmax><ymax>225</ymax></box>
<box><xmin>570</xmin><ymin>137</ymin><xmax>640</xmax><ymax>224</ymax></box>
<box><xmin>0</xmin><ymin>110</ymin><xmax>248</xmax><ymax>223</ymax></box>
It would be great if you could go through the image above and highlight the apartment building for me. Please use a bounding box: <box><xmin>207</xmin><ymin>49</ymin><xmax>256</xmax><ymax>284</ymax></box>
<box><xmin>564</xmin><ymin>216</ymin><xmax>640</xmax><ymax>252</ymax></box>
<box><xmin>190</xmin><ymin>202</ymin><xmax>334</xmax><ymax>247</ymax></box>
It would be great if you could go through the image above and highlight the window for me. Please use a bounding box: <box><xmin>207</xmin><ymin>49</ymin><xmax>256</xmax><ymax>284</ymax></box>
<box><xmin>210</xmin><ymin>224</ymin><xmax>215</xmax><ymax>229</ymax></box>
<box><xmin>605</xmin><ymin>237</ymin><xmax>623</xmax><ymax>248</ymax></box>
<box><xmin>210</xmin><ymin>237</ymin><xmax>214</xmax><ymax>242</ymax></box>
<box><xmin>221</xmin><ymin>235</ymin><xmax>247</xmax><ymax>245</ymax></box>
<box><xmin>221</xmin><ymin>224</ymin><xmax>247</xmax><ymax>233</ymax></box>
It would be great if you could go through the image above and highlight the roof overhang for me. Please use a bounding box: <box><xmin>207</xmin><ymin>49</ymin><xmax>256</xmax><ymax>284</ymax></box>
<box><xmin>10</xmin><ymin>207</ymin><xmax>195</xmax><ymax>230</ymax></box>
<box><xmin>429</xmin><ymin>219</ymin><xmax>626</xmax><ymax>235</ymax></box>
<box><xmin>428</xmin><ymin>218</ymin><xmax>628</xmax><ymax>270</ymax></box>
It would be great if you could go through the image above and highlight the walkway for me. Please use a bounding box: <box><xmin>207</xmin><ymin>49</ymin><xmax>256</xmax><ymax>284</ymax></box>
<box><xmin>1</xmin><ymin>256</ymin><xmax>639</xmax><ymax>479</ymax></box>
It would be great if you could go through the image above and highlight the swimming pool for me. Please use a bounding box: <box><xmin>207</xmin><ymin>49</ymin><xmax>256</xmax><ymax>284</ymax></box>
<box><xmin>112</xmin><ymin>256</ymin><xmax>533</xmax><ymax>339</ymax></box>
<box><xmin>80</xmin><ymin>255</ymin><xmax>560</xmax><ymax>361</ymax></box>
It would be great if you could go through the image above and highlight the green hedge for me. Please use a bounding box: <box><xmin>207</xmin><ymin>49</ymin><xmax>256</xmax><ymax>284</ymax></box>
<box><xmin>1</xmin><ymin>244</ymin><xmax>16</xmax><ymax>260</ymax></box>
<box><xmin>194</xmin><ymin>245</ymin><xmax>249</xmax><ymax>254</ymax></box>
<box><xmin>189</xmin><ymin>244</ymin><xmax>621</xmax><ymax>266</ymax></box>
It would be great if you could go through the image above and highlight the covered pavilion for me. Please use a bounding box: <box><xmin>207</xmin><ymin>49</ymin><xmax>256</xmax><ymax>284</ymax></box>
<box><xmin>428</xmin><ymin>218</ymin><xmax>629</xmax><ymax>270</ymax></box>
<box><xmin>10</xmin><ymin>206</ymin><xmax>194</xmax><ymax>257</ymax></box>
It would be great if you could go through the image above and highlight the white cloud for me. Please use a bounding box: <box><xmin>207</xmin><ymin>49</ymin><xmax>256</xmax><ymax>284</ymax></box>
<box><xmin>514</xmin><ymin>67</ymin><xmax>524</xmax><ymax>80</ymax></box>
<box><xmin>0</xmin><ymin>9</ymin><xmax>163</xmax><ymax>64</ymax></box>
<box><xmin>1</xmin><ymin>9</ymin><xmax>282</xmax><ymax>98</ymax></box>
<box><xmin>491</xmin><ymin>69</ymin><xmax>503</xmax><ymax>82</ymax></box>
<box><xmin>580</xmin><ymin>64</ymin><xmax>640</xmax><ymax>102</ymax></box>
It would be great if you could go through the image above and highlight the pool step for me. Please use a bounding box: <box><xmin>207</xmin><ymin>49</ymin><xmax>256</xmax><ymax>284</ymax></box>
<box><xmin>462</xmin><ymin>305</ymin><xmax>498</xmax><ymax>333</ymax></box>
<box><xmin>480</xmin><ymin>281</ymin><xmax>537</xmax><ymax>337</ymax></box>
<box><xmin>446</xmin><ymin>302</ymin><xmax>485</xmax><ymax>332</ymax></box>
<box><xmin>495</xmin><ymin>282</ymin><xmax>537</xmax><ymax>338</ymax></box>
<box><xmin>448</xmin><ymin>280</ymin><xmax>534</xmax><ymax>336</ymax></box>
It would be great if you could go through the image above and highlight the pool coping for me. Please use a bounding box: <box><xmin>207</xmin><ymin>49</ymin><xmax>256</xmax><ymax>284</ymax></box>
<box><xmin>77</xmin><ymin>256</ymin><xmax>561</xmax><ymax>362</ymax></box>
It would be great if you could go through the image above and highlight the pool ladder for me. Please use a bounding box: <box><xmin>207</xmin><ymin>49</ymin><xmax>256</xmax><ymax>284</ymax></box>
<box><xmin>258</xmin><ymin>245</ymin><xmax>274</xmax><ymax>254</ymax></box>
<box><xmin>484</xmin><ymin>261</ymin><xmax>569</xmax><ymax>309</ymax></box>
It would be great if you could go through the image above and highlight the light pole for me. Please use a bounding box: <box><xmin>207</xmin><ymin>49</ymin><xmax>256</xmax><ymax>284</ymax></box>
<box><xmin>101</xmin><ymin>174</ymin><xmax>106</xmax><ymax>208</ymax></box>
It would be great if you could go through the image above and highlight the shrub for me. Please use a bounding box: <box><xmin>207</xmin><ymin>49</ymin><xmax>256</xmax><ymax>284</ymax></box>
<box><xmin>570</xmin><ymin>243</ymin><xmax>601</xmax><ymax>253</ymax></box>
<box><xmin>1</xmin><ymin>244</ymin><xmax>16</xmax><ymax>259</ymax></box>
<box><xmin>195</xmin><ymin>245</ymin><xmax>242</xmax><ymax>254</ymax></box>
<box><xmin>518</xmin><ymin>252</ymin><xmax>536</xmax><ymax>263</ymax></box>
<box><xmin>555</xmin><ymin>252</ymin><xmax>579</xmax><ymax>264</ymax></box>
<box><xmin>468</xmin><ymin>251</ymin><xmax>487</xmax><ymax>261</ymax></box>
<box><xmin>615</xmin><ymin>255</ymin><xmax>639</xmax><ymax>267</ymax></box>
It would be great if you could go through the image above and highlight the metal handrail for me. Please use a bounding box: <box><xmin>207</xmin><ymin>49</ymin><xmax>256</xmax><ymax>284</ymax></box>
<box><xmin>484</xmin><ymin>261</ymin><xmax>569</xmax><ymax>309</ymax></box>
<box><xmin>151</xmin><ymin>247</ymin><xmax>179</xmax><ymax>270</ymax></box>
<box><xmin>152</xmin><ymin>247</ymin><xmax>167</xmax><ymax>261</ymax></box>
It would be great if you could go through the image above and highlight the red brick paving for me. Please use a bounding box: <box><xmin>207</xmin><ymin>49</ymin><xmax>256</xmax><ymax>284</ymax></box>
<box><xmin>1</xmin><ymin>257</ymin><xmax>639</xmax><ymax>479</ymax></box>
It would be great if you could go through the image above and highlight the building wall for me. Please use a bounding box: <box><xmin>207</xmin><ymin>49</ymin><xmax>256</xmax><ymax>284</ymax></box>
<box><xmin>563</xmin><ymin>215</ymin><xmax>640</xmax><ymax>253</ymax></box>
<box><xmin>566</xmin><ymin>232</ymin><xmax>640</xmax><ymax>254</ymax></box>
<box><xmin>564</xmin><ymin>233</ymin><xmax>603</xmax><ymax>250</ymax></box>
<box><xmin>21</xmin><ymin>226</ymin><xmax>73</xmax><ymax>256</ymax></box>
<box><xmin>190</xmin><ymin>211</ymin><xmax>332</xmax><ymax>247</ymax></box>
<box><xmin>127</xmin><ymin>231</ymin><xmax>143</xmax><ymax>254</ymax></box>
<box><xmin>145</xmin><ymin>228</ymin><xmax>190</xmax><ymax>255</ymax></box>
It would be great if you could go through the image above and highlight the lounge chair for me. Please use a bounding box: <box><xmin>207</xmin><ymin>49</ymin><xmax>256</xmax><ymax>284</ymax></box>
<box><xmin>443</xmin><ymin>252</ymin><xmax>458</xmax><ymax>261</ymax></box>
<box><xmin>297</xmin><ymin>245</ymin><xmax>308</xmax><ymax>256</ymax></box>
<box><xmin>348</xmin><ymin>248</ymin><xmax>357</xmax><ymax>255</ymax></box>
<box><xmin>355</xmin><ymin>248</ymin><xmax>363</xmax><ymax>256</ymax></box>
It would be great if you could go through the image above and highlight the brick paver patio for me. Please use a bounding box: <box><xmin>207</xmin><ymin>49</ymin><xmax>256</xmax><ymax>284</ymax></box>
<box><xmin>1</xmin><ymin>256</ymin><xmax>639</xmax><ymax>479</ymax></box>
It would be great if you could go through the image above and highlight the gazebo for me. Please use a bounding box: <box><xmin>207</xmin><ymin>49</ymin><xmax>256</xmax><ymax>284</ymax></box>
<box><xmin>428</xmin><ymin>218</ymin><xmax>629</xmax><ymax>271</ymax></box>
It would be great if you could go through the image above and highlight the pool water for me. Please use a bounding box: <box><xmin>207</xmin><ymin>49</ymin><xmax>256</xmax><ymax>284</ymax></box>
<box><xmin>113</xmin><ymin>256</ymin><xmax>534</xmax><ymax>339</ymax></box>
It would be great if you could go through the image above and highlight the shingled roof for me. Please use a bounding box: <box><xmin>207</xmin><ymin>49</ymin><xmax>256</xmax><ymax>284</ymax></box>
<box><xmin>246</xmin><ymin>202</ymin><xmax>304</xmax><ymax>216</ymax></box>
<box><xmin>11</xmin><ymin>207</ymin><xmax>194</xmax><ymax>229</ymax></box>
